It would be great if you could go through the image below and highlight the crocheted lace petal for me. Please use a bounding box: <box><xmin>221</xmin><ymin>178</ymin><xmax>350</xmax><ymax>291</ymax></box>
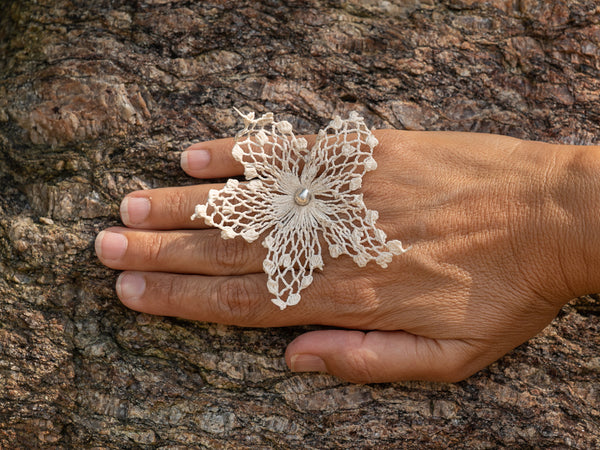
<box><xmin>301</xmin><ymin>113</ymin><xmax>378</xmax><ymax>187</ymax></box>
<box><xmin>263</xmin><ymin>223</ymin><xmax>323</xmax><ymax>310</ymax></box>
<box><xmin>193</xmin><ymin>180</ymin><xmax>275</xmax><ymax>242</ymax></box>
<box><xmin>320</xmin><ymin>200</ymin><xmax>403</xmax><ymax>269</ymax></box>
<box><xmin>234</xmin><ymin>111</ymin><xmax>308</xmax><ymax>181</ymax></box>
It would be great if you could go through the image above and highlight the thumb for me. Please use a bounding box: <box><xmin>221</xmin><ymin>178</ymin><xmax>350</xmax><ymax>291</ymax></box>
<box><xmin>285</xmin><ymin>329</ymin><xmax>475</xmax><ymax>383</ymax></box>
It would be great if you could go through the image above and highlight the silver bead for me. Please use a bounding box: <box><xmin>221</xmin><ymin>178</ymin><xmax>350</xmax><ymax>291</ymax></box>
<box><xmin>294</xmin><ymin>187</ymin><xmax>311</xmax><ymax>206</ymax></box>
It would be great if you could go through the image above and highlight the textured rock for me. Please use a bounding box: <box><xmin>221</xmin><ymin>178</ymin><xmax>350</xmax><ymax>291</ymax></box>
<box><xmin>1</xmin><ymin>0</ymin><xmax>599</xmax><ymax>447</ymax></box>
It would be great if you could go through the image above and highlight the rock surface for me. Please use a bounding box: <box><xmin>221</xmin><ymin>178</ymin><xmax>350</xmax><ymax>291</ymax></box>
<box><xmin>1</xmin><ymin>0</ymin><xmax>599</xmax><ymax>447</ymax></box>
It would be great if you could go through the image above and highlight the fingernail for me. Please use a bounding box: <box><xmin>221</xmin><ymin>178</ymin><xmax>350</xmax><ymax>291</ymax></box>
<box><xmin>120</xmin><ymin>197</ymin><xmax>150</xmax><ymax>225</ymax></box>
<box><xmin>181</xmin><ymin>149</ymin><xmax>210</xmax><ymax>171</ymax></box>
<box><xmin>95</xmin><ymin>231</ymin><xmax>128</xmax><ymax>261</ymax></box>
<box><xmin>117</xmin><ymin>273</ymin><xmax>146</xmax><ymax>302</ymax></box>
<box><xmin>290</xmin><ymin>354</ymin><xmax>327</xmax><ymax>373</ymax></box>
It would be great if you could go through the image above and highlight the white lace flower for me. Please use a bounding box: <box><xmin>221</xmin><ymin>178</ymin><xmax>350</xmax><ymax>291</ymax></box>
<box><xmin>192</xmin><ymin>110</ymin><xmax>409</xmax><ymax>310</ymax></box>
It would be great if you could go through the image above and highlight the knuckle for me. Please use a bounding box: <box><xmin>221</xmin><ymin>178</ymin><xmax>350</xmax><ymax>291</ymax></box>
<box><xmin>211</xmin><ymin>277</ymin><xmax>257</xmax><ymax>323</ymax></box>
<box><xmin>157</xmin><ymin>276</ymin><xmax>183</xmax><ymax>310</ymax></box>
<box><xmin>141</xmin><ymin>232</ymin><xmax>166</xmax><ymax>263</ymax></box>
<box><xmin>164</xmin><ymin>189</ymin><xmax>189</xmax><ymax>219</ymax></box>
<box><xmin>322</xmin><ymin>274</ymin><xmax>380</xmax><ymax>317</ymax></box>
<box><xmin>343</xmin><ymin>349</ymin><xmax>377</xmax><ymax>384</ymax></box>
<box><xmin>322</xmin><ymin>275</ymin><xmax>360</xmax><ymax>303</ymax></box>
<box><xmin>212</xmin><ymin>235</ymin><xmax>249</xmax><ymax>272</ymax></box>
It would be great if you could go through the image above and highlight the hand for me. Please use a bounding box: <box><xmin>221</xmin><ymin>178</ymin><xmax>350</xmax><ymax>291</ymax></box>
<box><xmin>95</xmin><ymin>129</ymin><xmax>593</xmax><ymax>383</ymax></box>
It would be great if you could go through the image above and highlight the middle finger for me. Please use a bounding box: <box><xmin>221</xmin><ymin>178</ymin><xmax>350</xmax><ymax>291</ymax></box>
<box><xmin>120</xmin><ymin>184</ymin><xmax>225</xmax><ymax>230</ymax></box>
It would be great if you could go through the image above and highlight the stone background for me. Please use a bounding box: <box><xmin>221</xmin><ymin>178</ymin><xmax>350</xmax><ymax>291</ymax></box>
<box><xmin>1</xmin><ymin>0</ymin><xmax>599</xmax><ymax>447</ymax></box>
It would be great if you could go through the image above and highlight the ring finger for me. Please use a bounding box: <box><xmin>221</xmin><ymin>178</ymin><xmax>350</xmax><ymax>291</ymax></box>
<box><xmin>95</xmin><ymin>227</ymin><xmax>266</xmax><ymax>275</ymax></box>
<box><xmin>120</xmin><ymin>184</ymin><xmax>229</xmax><ymax>230</ymax></box>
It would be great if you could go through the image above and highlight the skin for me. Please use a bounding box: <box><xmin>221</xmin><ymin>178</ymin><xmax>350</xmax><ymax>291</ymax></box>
<box><xmin>95</xmin><ymin>130</ymin><xmax>600</xmax><ymax>383</ymax></box>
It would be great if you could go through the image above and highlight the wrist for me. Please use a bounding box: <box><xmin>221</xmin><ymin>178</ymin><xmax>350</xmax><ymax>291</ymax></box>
<box><xmin>528</xmin><ymin>141</ymin><xmax>600</xmax><ymax>305</ymax></box>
